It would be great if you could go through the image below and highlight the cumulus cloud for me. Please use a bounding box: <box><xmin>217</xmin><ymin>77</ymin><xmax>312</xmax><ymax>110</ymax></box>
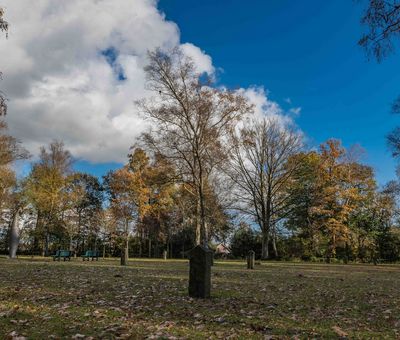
<box><xmin>0</xmin><ymin>0</ymin><xmax>291</xmax><ymax>164</ymax></box>
<box><xmin>180</xmin><ymin>43</ymin><xmax>214</xmax><ymax>75</ymax></box>
<box><xmin>0</xmin><ymin>0</ymin><xmax>181</xmax><ymax>162</ymax></box>
<box><xmin>239</xmin><ymin>86</ymin><xmax>295</xmax><ymax>127</ymax></box>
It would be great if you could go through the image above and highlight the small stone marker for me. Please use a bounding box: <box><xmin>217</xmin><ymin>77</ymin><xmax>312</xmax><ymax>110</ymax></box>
<box><xmin>163</xmin><ymin>250</ymin><xmax>167</xmax><ymax>260</ymax></box>
<box><xmin>187</xmin><ymin>245</ymin><xmax>212</xmax><ymax>298</ymax></box>
<box><xmin>247</xmin><ymin>250</ymin><xmax>255</xmax><ymax>269</ymax></box>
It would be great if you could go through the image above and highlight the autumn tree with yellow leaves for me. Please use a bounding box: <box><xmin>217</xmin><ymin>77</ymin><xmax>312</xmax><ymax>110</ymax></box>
<box><xmin>104</xmin><ymin>148</ymin><xmax>151</xmax><ymax>265</ymax></box>
<box><xmin>25</xmin><ymin>141</ymin><xmax>73</xmax><ymax>256</ymax></box>
<box><xmin>286</xmin><ymin>140</ymin><xmax>378</xmax><ymax>260</ymax></box>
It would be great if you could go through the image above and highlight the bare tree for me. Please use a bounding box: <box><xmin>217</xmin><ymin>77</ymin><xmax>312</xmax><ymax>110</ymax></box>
<box><xmin>359</xmin><ymin>1</ymin><xmax>400</xmax><ymax>157</ymax></box>
<box><xmin>228</xmin><ymin>117</ymin><xmax>303</xmax><ymax>259</ymax></box>
<box><xmin>0</xmin><ymin>7</ymin><xmax>8</xmax><ymax>33</ymax></box>
<box><xmin>359</xmin><ymin>0</ymin><xmax>400</xmax><ymax>62</ymax></box>
<box><xmin>0</xmin><ymin>7</ymin><xmax>8</xmax><ymax>116</ymax></box>
<box><xmin>139</xmin><ymin>47</ymin><xmax>251</xmax><ymax>247</ymax></box>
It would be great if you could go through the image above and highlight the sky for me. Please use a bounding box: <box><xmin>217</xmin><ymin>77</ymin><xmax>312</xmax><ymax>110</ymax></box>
<box><xmin>1</xmin><ymin>0</ymin><xmax>400</xmax><ymax>184</ymax></box>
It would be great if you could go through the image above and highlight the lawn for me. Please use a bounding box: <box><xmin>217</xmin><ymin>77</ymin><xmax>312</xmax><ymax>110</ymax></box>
<box><xmin>0</xmin><ymin>257</ymin><xmax>399</xmax><ymax>339</ymax></box>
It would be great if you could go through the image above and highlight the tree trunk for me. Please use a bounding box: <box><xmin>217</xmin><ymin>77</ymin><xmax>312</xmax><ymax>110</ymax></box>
<box><xmin>155</xmin><ymin>239</ymin><xmax>159</xmax><ymax>258</ymax></box>
<box><xmin>198</xmin><ymin>177</ymin><xmax>208</xmax><ymax>247</ymax></box>
<box><xmin>148</xmin><ymin>238</ymin><xmax>151</xmax><ymax>258</ymax></box>
<box><xmin>272</xmin><ymin>234</ymin><xmax>278</xmax><ymax>258</ymax></box>
<box><xmin>330</xmin><ymin>234</ymin><xmax>336</xmax><ymax>259</ymax></box>
<box><xmin>261</xmin><ymin>229</ymin><xmax>269</xmax><ymax>260</ymax></box>
<box><xmin>120</xmin><ymin>237</ymin><xmax>129</xmax><ymax>266</ymax></box>
<box><xmin>69</xmin><ymin>235</ymin><xmax>74</xmax><ymax>255</ymax></box>
<box><xmin>195</xmin><ymin>198</ymin><xmax>201</xmax><ymax>245</ymax></box>
<box><xmin>9</xmin><ymin>208</ymin><xmax>20</xmax><ymax>259</ymax></box>
<box><xmin>44</xmin><ymin>227</ymin><xmax>49</xmax><ymax>257</ymax></box>
<box><xmin>121</xmin><ymin>219</ymin><xmax>129</xmax><ymax>266</ymax></box>
<box><xmin>124</xmin><ymin>236</ymin><xmax>129</xmax><ymax>263</ymax></box>
<box><xmin>272</xmin><ymin>224</ymin><xmax>278</xmax><ymax>258</ymax></box>
<box><xmin>120</xmin><ymin>249</ymin><xmax>126</xmax><ymax>265</ymax></box>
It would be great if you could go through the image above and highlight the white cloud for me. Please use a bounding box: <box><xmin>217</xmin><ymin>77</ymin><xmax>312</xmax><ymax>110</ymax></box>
<box><xmin>239</xmin><ymin>86</ymin><xmax>294</xmax><ymax>127</ymax></box>
<box><xmin>180</xmin><ymin>43</ymin><xmax>214</xmax><ymax>75</ymax></box>
<box><xmin>0</xmin><ymin>0</ymin><xmax>292</xmax><ymax>164</ymax></box>
<box><xmin>0</xmin><ymin>0</ymin><xmax>183</xmax><ymax>162</ymax></box>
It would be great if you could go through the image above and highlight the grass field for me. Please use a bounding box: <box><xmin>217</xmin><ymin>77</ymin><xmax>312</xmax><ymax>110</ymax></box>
<box><xmin>1</xmin><ymin>257</ymin><xmax>400</xmax><ymax>339</ymax></box>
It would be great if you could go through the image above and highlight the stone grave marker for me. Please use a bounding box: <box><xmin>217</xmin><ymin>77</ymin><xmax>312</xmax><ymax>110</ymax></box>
<box><xmin>187</xmin><ymin>245</ymin><xmax>212</xmax><ymax>298</ymax></box>
<box><xmin>247</xmin><ymin>250</ymin><xmax>255</xmax><ymax>269</ymax></box>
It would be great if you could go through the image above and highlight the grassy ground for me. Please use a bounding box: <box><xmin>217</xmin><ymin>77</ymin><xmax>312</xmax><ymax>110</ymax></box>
<box><xmin>0</xmin><ymin>257</ymin><xmax>400</xmax><ymax>339</ymax></box>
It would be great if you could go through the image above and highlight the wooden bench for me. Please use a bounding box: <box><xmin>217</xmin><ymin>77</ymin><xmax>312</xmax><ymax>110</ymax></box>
<box><xmin>53</xmin><ymin>250</ymin><xmax>71</xmax><ymax>261</ymax></box>
<box><xmin>82</xmin><ymin>250</ymin><xmax>99</xmax><ymax>261</ymax></box>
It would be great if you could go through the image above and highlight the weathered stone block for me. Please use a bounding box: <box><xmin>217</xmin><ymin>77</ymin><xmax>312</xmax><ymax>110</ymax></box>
<box><xmin>247</xmin><ymin>250</ymin><xmax>255</xmax><ymax>269</ymax></box>
<box><xmin>187</xmin><ymin>245</ymin><xmax>212</xmax><ymax>298</ymax></box>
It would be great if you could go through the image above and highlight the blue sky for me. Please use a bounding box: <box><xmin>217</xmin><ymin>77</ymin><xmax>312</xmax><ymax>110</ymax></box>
<box><xmin>157</xmin><ymin>0</ymin><xmax>400</xmax><ymax>184</ymax></box>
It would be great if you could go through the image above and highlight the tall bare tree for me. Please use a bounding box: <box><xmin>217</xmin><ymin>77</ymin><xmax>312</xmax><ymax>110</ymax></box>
<box><xmin>228</xmin><ymin>117</ymin><xmax>303</xmax><ymax>259</ymax></box>
<box><xmin>139</xmin><ymin>47</ymin><xmax>251</xmax><ymax>247</ymax></box>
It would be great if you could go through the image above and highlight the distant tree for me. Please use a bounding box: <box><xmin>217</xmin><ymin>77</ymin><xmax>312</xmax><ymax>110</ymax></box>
<box><xmin>0</xmin><ymin>121</ymin><xmax>28</xmax><ymax>258</ymax></box>
<box><xmin>96</xmin><ymin>208</ymin><xmax>118</xmax><ymax>258</ymax></box>
<box><xmin>377</xmin><ymin>228</ymin><xmax>400</xmax><ymax>261</ymax></box>
<box><xmin>104</xmin><ymin>150</ymin><xmax>150</xmax><ymax>265</ymax></box>
<box><xmin>64</xmin><ymin>173</ymin><xmax>103</xmax><ymax>254</ymax></box>
<box><xmin>285</xmin><ymin>151</ymin><xmax>323</xmax><ymax>257</ymax></box>
<box><xmin>139</xmin><ymin>47</ymin><xmax>251</xmax><ymax>247</ymax></box>
<box><xmin>228</xmin><ymin>117</ymin><xmax>303</xmax><ymax>259</ymax></box>
<box><xmin>230</xmin><ymin>223</ymin><xmax>261</xmax><ymax>259</ymax></box>
<box><xmin>25</xmin><ymin>141</ymin><xmax>73</xmax><ymax>256</ymax></box>
<box><xmin>285</xmin><ymin>140</ymin><xmax>377</xmax><ymax>261</ymax></box>
<box><xmin>138</xmin><ymin>152</ymin><xmax>178</xmax><ymax>258</ymax></box>
<box><xmin>104</xmin><ymin>168</ymin><xmax>137</xmax><ymax>265</ymax></box>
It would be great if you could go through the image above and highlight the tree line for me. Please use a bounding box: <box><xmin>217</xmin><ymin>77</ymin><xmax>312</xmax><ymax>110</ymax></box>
<box><xmin>1</xmin><ymin>47</ymin><xmax>400</xmax><ymax>263</ymax></box>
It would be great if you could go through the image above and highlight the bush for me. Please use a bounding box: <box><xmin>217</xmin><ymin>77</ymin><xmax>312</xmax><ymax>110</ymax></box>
<box><xmin>230</xmin><ymin>226</ymin><xmax>261</xmax><ymax>259</ymax></box>
<box><xmin>377</xmin><ymin>230</ymin><xmax>400</xmax><ymax>262</ymax></box>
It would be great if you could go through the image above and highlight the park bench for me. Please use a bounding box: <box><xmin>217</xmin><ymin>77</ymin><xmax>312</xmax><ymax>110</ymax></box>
<box><xmin>82</xmin><ymin>250</ymin><xmax>99</xmax><ymax>261</ymax></box>
<box><xmin>53</xmin><ymin>250</ymin><xmax>71</xmax><ymax>261</ymax></box>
